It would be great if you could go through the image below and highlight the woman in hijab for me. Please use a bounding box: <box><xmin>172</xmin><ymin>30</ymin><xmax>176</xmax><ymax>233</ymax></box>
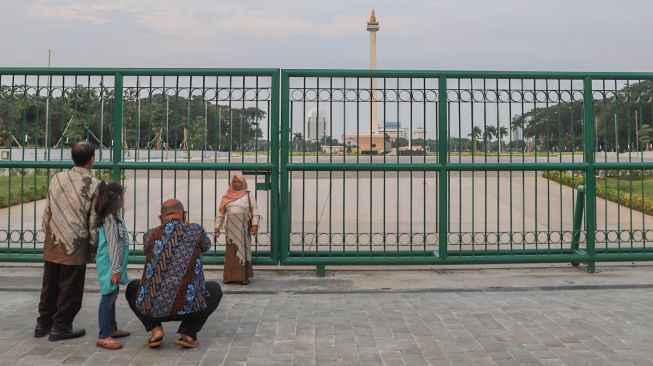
<box><xmin>214</xmin><ymin>175</ymin><xmax>260</xmax><ymax>285</ymax></box>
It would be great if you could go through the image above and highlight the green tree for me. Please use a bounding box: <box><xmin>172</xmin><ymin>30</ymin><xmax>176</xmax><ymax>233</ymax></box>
<box><xmin>639</xmin><ymin>125</ymin><xmax>653</xmax><ymax>151</ymax></box>
<box><xmin>468</xmin><ymin>126</ymin><xmax>482</xmax><ymax>153</ymax></box>
<box><xmin>498</xmin><ymin>126</ymin><xmax>509</xmax><ymax>153</ymax></box>
<box><xmin>483</xmin><ymin>125</ymin><xmax>497</xmax><ymax>152</ymax></box>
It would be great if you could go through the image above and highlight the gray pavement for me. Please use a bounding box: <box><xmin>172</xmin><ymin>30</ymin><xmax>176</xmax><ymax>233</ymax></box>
<box><xmin>2</xmin><ymin>265</ymin><xmax>653</xmax><ymax>365</ymax></box>
<box><xmin>2</xmin><ymin>171</ymin><xmax>653</xmax><ymax>254</ymax></box>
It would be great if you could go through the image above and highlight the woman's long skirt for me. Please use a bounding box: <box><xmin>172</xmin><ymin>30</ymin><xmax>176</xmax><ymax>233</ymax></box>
<box><xmin>223</xmin><ymin>213</ymin><xmax>254</xmax><ymax>283</ymax></box>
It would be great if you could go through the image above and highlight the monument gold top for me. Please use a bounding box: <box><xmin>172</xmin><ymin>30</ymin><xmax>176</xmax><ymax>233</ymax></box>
<box><xmin>369</xmin><ymin>9</ymin><xmax>377</xmax><ymax>23</ymax></box>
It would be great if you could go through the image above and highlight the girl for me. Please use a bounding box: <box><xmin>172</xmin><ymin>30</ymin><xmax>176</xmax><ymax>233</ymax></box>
<box><xmin>215</xmin><ymin>175</ymin><xmax>260</xmax><ymax>285</ymax></box>
<box><xmin>94</xmin><ymin>182</ymin><xmax>130</xmax><ymax>350</ymax></box>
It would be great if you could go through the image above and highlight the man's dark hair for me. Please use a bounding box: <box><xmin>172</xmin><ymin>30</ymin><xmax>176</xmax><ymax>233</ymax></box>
<box><xmin>71</xmin><ymin>142</ymin><xmax>95</xmax><ymax>167</ymax></box>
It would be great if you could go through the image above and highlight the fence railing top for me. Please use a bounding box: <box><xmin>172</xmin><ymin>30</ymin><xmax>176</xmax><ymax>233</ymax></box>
<box><xmin>0</xmin><ymin>67</ymin><xmax>653</xmax><ymax>80</ymax></box>
<box><xmin>0</xmin><ymin>68</ymin><xmax>280</xmax><ymax>76</ymax></box>
<box><xmin>282</xmin><ymin>69</ymin><xmax>653</xmax><ymax>80</ymax></box>
<box><xmin>2</xmin><ymin>68</ymin><xmax>653</xmax><ymax>79</ymax></box>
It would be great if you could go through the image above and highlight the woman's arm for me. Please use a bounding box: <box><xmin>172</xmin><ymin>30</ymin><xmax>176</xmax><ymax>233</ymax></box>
<box><xmin>249</xmin><ymin>192</ymin><xmax>261</xmax><ymax>226</ymax></box>
<box><xmin>215</xmin><ymin>212</ymin><xmax>225</xmax><ymax>230</ymax></box>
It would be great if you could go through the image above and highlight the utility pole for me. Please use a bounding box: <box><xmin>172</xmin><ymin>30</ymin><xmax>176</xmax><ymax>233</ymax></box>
<box><xmin>44</xmin><ymin>49</ymin><xmax>52</xmax><ymax>159</ymax></box>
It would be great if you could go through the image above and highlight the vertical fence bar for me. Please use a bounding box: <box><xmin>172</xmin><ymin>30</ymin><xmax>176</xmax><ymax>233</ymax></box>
<box><xmin>438</xmin><ymin>75</ymin><xmax>448</xmax><ymax>259</ymax></box>
<box><xmin>279</xmin><ymin>71</ymin><xmax>290</xmax><ymax>263</ymax></box>
<box><xmin>583</xmin><ymin>77</ymin><xmax>596</xmax><ymax>272</ymax></box>
<box><xmin>112</xmin><ymin>73</ymin><xmax>124</xmax><ymax>182</ymax></box>
<box><xmin>270</xmin><ymin>69</ymin><xmax>280</xmax><ymax>263</ymax></box>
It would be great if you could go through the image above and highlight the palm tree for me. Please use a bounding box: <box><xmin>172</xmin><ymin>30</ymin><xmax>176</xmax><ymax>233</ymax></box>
<box><xmin>484</xmin><ymin>125</ymin><xmax>497</xmax><ymax>152</ymax></box>
<box><xmin>511</xmin><ymin>115</ymin><xmax>525</xmax><ymax>152</ymax></box>
<box><xmin>498</xmin><ymin>126</ymin><xmax>509</xmax><ymax>153</ymax></box>
<box><xmin>292</xmin><ymin>132</ymin><xmax>304</xmax><ymax>152</ymax></box>
<box><xmin>468</xmin><ymin>126</ymin><xmax>482</xmax><ymax>153</ymax></box>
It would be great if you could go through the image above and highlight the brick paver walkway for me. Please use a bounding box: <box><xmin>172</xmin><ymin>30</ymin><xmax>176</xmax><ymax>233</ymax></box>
<box><xmin>0</xmin><ymin>287</ymin><xmax>652</xmax><ymax>365</ymax></box>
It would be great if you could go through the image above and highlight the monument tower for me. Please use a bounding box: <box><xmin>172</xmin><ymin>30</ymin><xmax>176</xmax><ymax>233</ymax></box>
<box><xmin>343</xmin><ymin>10</ymin><xmax>389</xmax><ymax>154</ymax></box>
<box><xmin>367</xmin><ymin>9</ymin><xmax>380</xmax><ymax>134</ymax></box>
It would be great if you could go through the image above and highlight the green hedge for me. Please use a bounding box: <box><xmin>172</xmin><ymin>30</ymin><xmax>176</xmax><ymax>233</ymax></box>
<box><xmin>543</xmin><ymin>171</ymin><xmax>653</xmax><ymax>216</ymax></box>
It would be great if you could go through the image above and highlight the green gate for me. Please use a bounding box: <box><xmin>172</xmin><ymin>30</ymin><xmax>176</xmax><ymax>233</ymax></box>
<box><xmin>0</xmin><ymin>68</ymin><xmax>279</xmax><ymax>264</ymax></box>
<box><xmin>279</xmin><ymin>69</ymin><xmax>653</xmax><ymax>270</ymax></box>
<box><xmin>2</xmin><ymin>67</ymin><xmax>653</xmax><ymax>269</ymax></box>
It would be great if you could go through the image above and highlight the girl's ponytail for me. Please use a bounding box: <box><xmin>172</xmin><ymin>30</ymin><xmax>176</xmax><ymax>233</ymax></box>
<box><xmin>94</xmin><ymin>181</ymin><xmax>124</xmax><ymax>228</ymax></box>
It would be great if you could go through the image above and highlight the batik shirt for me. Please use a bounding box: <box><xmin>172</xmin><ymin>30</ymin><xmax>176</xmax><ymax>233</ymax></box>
<box><xmin>136</xmin><ymin>219</ymin><xmax>211</xmax><ymax>317</ymax></box>
<box><xmin>42</xmin><ymin>166</ymin><xmax>100</xmax><ymax>265</ymax></box>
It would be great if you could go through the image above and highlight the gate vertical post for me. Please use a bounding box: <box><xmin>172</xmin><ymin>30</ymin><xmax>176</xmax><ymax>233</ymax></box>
<box><xmin>270</xmin><ymin>69</ymin><xmax>281</xmax><ymax>263</ymax></box>
<box><xmin>583</xmin><ymin>77</ymin><xmax>596</xmax><ymax>273</ymax></box>
<box><xmin>438</xmin><ymin>75</ymin><xmax>448</xmax><ymax>260</ymax></box>
<box><xmin>112</xmin><ymin>73</ymin><xmax>123</xmax><ymax>182</ymax></box>
<box><xmin>279</xmin><ymin>71</ymin><xmax>290</xmax><ymax>264</ymax></box>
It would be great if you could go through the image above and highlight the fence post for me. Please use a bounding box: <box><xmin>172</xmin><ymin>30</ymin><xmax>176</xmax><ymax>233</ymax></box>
<box><xmin>112</xmin><ymin>73</ymin><xmax>123</xmax><ymax>182</ymax></box>
<box><xmin>279</xmin><ymin>71</ymin><xmax>290</xmax><ymax>264</ymax></box>
<box><xmin>571</xmin><ymin>185</ymin><xmax>585</xmax><ymax>267</ymax></box>
<box><xmin>583</xmin><ymin>77</ymin><xmax>596</xmax><ymax>273</ymax></box>
<box><xmin>438</xmin><ymin>75</ymin><xmax>448</xmax><ymax>260</ymax></box>
<box><xmin>270</xmin><ymin>69</ymin><xmax>281</xmax><ymax>264</ymax></box>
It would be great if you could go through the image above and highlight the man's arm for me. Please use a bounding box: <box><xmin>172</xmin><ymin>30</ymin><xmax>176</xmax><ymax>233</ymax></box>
<box><xmin>199</xmin><ymin>226</ymin><xmax>211</xmax><ymax>253</ymax></box>
<box><xmin>87</xmin><ymin>185</ymin><xmax>100</xmax><ymax>261</ymax></box>
<box><xmin>41</xmin><ymin>191</ymin><xmax>51</xmax><ymax>233</ymax></box>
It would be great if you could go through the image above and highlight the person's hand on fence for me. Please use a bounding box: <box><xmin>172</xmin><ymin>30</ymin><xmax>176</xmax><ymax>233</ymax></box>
<box><xmin>250</xmin><ymin>225</ymin><xmax>258</xmax><ymax>236</ymax></box>
<box><xmin>214</xmin><ymin>228</ymin><xmax>221</xmax><ymax>238</ymax></box>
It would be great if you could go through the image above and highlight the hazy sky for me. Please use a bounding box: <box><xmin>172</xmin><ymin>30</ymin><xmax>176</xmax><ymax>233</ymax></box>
<box><xmin>1</xmin><ymin>0</ymin><xmax>651</xmax><ymax>71</ymax></box>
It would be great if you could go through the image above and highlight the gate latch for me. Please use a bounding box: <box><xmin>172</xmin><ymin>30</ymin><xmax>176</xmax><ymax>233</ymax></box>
<box><xmin>242</xmin><ymin>170</ymin><xmax>272</xmax><ymax>191</ymax></box>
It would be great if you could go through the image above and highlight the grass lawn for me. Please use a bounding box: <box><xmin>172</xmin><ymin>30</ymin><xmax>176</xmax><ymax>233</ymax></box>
<box><xmin>0</xmin><ymin>174</ymin><xmax>52</xmax><ymax>196</ymax></box>
<box><xmin>0</xmin><ymin>170</ymin><xmax>108</xmax><ymax>208</ymax></box>
<box><xmin>596</xmin><ymin>176</ymin><xmax>653</xmax><ymax>199</ymax></box>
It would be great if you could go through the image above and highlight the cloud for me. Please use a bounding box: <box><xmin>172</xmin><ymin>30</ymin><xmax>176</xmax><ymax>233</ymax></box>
<box><xmin>26</xmin><ymin>0</ymin><xmax>142</xmax><ymax>24</ymax></box>
<box><xmin>25</xmin><ymin>0</ymin><xmax>363</xmax><ymax>40</ymax></box>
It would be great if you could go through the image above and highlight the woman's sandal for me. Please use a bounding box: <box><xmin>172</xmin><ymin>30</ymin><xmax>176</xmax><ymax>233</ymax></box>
<box><xmin>110</xmin><ymin>329</ymin><xmax>131</xmax><ymax>338</ymax></box>
<box><xmin>174</xmin><ymin>334</ymin><xmax>199</xmax><ymax>348</ymax></box>
<box><xmin>96</xmin><ymin>339</ymin><xmax>123</xmax><ymax>350</ymax></box>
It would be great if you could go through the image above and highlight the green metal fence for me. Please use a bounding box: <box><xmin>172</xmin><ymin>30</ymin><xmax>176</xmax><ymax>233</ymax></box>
<box><xmin>1</xmin><ymin>67</ymin><xmax>653</xmax><ymax>270</ymax></box>
<box><xmin>279</xmin><ymin>70</ymin><xmax>653</xmax><ymax>270</ymax></box>
<box><xmin>0</xmin><ymin>68</ymin><xmax>279</xmax><ymax>264</ymax></box>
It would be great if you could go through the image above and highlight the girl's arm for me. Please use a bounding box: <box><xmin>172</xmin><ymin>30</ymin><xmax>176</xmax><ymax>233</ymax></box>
<box><xmin>105</xmin><ymin>214</ymin><xmax>125</xmax><ymax>274</ymax></box>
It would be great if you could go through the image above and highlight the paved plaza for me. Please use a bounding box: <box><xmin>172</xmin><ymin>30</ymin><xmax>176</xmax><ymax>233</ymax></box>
<box><xmin>1</xmin><ymin>265</ymin><xmax>653</xmax><ymax>365</ymax></box>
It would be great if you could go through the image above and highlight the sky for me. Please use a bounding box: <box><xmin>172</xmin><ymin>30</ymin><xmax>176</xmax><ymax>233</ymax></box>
<box><xmin>1</xmin><ymin>0</ymin><xmax>652</xmax><ymax>71</ymax></box>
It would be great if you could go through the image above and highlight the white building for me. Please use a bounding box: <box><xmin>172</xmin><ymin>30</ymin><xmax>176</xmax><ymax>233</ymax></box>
<box><xmin>378</xmin><ymin>122</ymin><xmax>408</xmax><ymax>140</ymax></box>
<box><xmin>306</xmin><ymin>109</ymin><xmax>327</xmax><ymax>141</ymax></box>
<box><xmin>413</xmin><ymin>128</ymin><xmax>425</xmax><ymax>140</ymax></box>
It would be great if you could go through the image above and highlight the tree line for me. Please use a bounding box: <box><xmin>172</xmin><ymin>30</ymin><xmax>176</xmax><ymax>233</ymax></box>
<box><xmin>513</xmin><ymin>80</ymin><xmax>653</xmax><ymax>152</ymax></box>
<box><xmin>0</xmin><ymin>85</ymin><xmax>266</xmax><ymax>151</ymax></box>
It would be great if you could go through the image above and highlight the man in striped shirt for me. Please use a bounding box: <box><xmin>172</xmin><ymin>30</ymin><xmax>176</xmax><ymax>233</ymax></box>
<box><xmin>35</xmin><ymin>142</ymin><xmax>100</xmax><ymax>341</ymax></box>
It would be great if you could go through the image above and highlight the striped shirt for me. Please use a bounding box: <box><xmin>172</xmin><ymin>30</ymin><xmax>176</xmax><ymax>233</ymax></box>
<box><xmin>103</xmin><ymin>213</ymin><xmax>129</xmax><ymax>274</ymax></box>
<box><xmin>42</xmin><ymin>166</ymin><xmax>100</xmax><ymax>265</ymax></box>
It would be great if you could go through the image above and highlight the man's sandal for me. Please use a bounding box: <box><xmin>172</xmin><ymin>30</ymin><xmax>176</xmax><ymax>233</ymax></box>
<box><xmin>145</xmin><ymin>335</ymin><xmax>163</xmax><ymax>348</ymax></box>
<box><xmin>96</xmin><ymin>339</ymin><xmax>123</xmax><ymax>350</ymax></box>
<box><xmin>174</xmin><ymin>334</ymin><xmax>199</xmax><ymax>348</ymax></box>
